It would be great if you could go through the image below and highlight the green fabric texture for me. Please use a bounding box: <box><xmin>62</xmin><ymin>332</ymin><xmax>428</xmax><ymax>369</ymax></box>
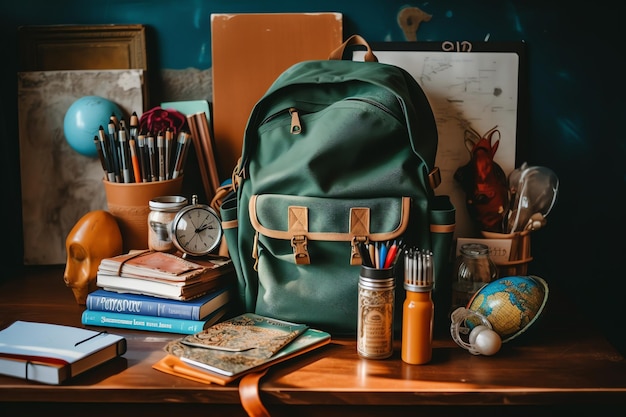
<box><xmin>221</xmin><ymin>58</ymin><xmax>455</xmax><ymax>336</ymax></box>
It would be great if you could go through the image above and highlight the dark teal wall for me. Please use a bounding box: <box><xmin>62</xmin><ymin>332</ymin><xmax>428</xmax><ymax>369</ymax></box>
<box><xmin>2</xmin><ymin>1</ymin><xmax>625</xmax><ymax>353</ymax></box>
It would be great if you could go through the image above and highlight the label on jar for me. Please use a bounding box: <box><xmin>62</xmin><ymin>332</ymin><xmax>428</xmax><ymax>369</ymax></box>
<box><xmin>357</xmin><ymin>282</ymin><xmax>394</xmax><ymax>359</ymax></box>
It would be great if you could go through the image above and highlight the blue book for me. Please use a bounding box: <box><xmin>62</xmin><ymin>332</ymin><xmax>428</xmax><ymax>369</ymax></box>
<box><xmin>81</xmin><ymin>306</ymin><xmax>228</xmax><ymax>335</ymax></box>
<box><xmin>86</xmin><ymin>287</ymin><xmax>231</xmax><ymax>321</ymax></box>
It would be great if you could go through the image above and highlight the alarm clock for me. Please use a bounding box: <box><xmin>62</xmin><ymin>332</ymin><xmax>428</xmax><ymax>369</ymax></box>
<box><xmin>170</xmin><ymin>194</ymin><xmax>223</xmax><ymax>257</ymax></box>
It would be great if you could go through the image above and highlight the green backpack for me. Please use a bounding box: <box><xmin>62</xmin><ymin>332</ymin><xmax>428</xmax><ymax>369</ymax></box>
<box><xmin>220</xmin><ymin>36</ymin><xmax>455</xmax><ymax>335</ymax></box>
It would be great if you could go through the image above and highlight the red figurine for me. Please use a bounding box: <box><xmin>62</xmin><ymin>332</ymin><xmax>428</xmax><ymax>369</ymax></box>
<box><xmin>454</xmin><ymin>126</ymin><xmax>509</xmax><ymax>233</ymax></box>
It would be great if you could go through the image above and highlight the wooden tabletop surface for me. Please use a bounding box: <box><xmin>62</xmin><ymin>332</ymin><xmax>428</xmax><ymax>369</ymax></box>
<box><xmin>1</xmin><ymin>266</ymin><xmax>625</xmax><ymax>416</ymax></box>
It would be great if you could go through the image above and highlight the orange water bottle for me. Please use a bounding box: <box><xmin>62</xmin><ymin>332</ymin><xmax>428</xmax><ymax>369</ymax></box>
<box><xmin>401</xmin><ymin>248</ymin><xmax>434</xmax><ymax>365</ymax></box>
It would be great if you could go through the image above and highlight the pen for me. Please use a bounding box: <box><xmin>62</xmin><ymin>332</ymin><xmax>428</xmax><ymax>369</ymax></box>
<box><xmin>147</xmin><ymin>134</ymin><xmax>157</xmax><ymax>182</ymax></box>
<box><xmin>178</xmin><ymin>131</ymin><xmax>192</xmax><ymax>177</ymax></box>
<box><xmin>357</xmin><ymin>241</ymin><xmax>373</xmax><ymax>268</ymax></box>
<box><xmin>93</xmin><ymin>136</ymin><xmax>107</xmax><ymax>179</ymax></box>
<box><xmin>157</xmin><ymin>131</ymin><xmax>165</xmax><ymax>181</ymax></box>
<box><xmin>108</xmin><ymin>120</ymin><xmax>121</xmax><ymax>182</ymax></box>
<box><xmin>374</xmin><ymin>242</ymin><xmax>380</xmax><ymax>269</ymax></box>
<box><xmin>368</xmin><ymin>243</ymin><xmax>376</xmax><ymax>268</ymax></box>
<box><xmin>165</xmin><ymin>127</ymin><xmax>173</xmax><ymax>179</ymax></box>
<box><xmin>118</xmin><ymin>127</ymin><xmax>131</xmax><ymax>183</ymax></box>
<box><xmin>97</xmin><ymin>125</ymin><xmax>116</xmax><ymax>182</ymax></box>
<box><xmin>137</xmin><ymin>133</ymin><xmax>149</xmax><ymax>182</ymax></box>
<box><xmin>379</xmin><ymin>241</ymin><xmax>388</xmax><ymax>269</ymax></box>
<box><xmin>384</xmin><ymin>239</ymin><xmax>402</xmax><ymax>269</ymax></box>
<box><xmin>171</xmin><ymin>131</ymin><xmax>187</xmax><ymax>179</ymax></box>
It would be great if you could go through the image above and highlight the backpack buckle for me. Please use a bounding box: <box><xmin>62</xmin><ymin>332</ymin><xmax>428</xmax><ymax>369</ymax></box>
<box><xmin>351</xmin><ymin>236</ymin><xmax>368</xmax><ymax>266</ymax></box>
<box><xmin>291</xmin><ymin>235</ymin><xmax>310</xmax><ymax>265</ymax></box>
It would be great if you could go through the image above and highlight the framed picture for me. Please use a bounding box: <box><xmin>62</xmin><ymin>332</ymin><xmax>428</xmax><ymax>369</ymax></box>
<box><xmin>16</xmin><ymin>24</ymin><xmax>150</xmax><ymax>265</ymax></box>
<box><xmin>354</xmin><ymin>41</ymin><xmax>528</xmax><ymax>238</ymax></box>
<box><xmin>18</xmin><ymin>70</ymin><xmax>145</xmax><ymax>265</ymax></box>
<box><xmin>18</xmin><ymin>24</ymin><xmax>147</xmax><ymax>71</ymax></box>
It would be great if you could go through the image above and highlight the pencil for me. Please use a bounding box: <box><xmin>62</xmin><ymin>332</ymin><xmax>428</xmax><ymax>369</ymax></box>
<box><xmin>129</xmin><ymin>138</ymin><xmax>142</xmax><ymax>183</ymax></box>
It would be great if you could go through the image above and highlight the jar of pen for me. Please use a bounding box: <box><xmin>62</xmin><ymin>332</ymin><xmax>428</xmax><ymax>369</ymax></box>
<box><xmin>356</xmin><ymin>241</ymin><xmax>402</xmax><ymax>360</ymax></box>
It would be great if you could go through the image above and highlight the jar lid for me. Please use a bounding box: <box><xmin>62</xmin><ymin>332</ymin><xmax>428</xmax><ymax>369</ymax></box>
<box><xmin>149</xmin><ymin>195</ymin><xmax>188</xmax><ymax>211</ymax></box>
<box><xmin>460</xmin><ymin>243</ymin><xmax>490</xmax><ymax>256</ymax></box>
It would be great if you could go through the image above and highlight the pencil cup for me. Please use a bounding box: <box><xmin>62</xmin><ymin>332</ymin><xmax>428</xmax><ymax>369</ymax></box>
<box><xmin>480</xmin><ymin>230</ymin><xmax>532</xmax><ymax>276</ymax></box>
<box><xmin>103</xmin><ymin>177</ymin><xmax>184</xmax><ymax>252</ymax></box>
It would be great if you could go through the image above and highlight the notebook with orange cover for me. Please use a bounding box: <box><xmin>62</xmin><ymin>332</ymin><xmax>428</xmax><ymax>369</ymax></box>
<box><xmin>210</xmin><ymin>12</ymin><xmax>343</xmax><ymax>180</ymax></box>
<box><xmin>153</xmin><ymin>325</ymin><xmax>331</xmax><ymax>385</ymax></box>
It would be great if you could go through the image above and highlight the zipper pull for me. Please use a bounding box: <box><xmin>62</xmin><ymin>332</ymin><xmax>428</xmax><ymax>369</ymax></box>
<box><xmin>289</xmin><ymin>108</ymin><xmax>302</xmax><ymax>134</ymax></box>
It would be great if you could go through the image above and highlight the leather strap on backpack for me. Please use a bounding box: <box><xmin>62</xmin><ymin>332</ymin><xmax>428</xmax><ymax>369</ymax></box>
<box><xmin>239</xmin><ymin>369</ymin><xmax>271</xmax><ymax>417</ymax></box>
<box><xmin>328</xmin><ymin>34</ymin><xmax>378</xmax><ymax>62</ymax></box>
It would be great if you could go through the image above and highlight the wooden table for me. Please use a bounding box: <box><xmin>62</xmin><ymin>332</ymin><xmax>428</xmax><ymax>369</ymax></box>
<box><xmin>1</xmin><ymin>266</ymin><xmax>625</xmax><ymax>416</ymax></box>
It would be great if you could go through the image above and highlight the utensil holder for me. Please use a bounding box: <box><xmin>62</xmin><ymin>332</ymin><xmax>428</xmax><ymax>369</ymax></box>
<box><xmin>103</xmin><ymin>177</ymin><xmax>184</xmax><ymax>252</ymax></box>
<box><xmin>480</xmin><ymin>230</ymin><xmax>532</xmax><ymax>276</ymax></box>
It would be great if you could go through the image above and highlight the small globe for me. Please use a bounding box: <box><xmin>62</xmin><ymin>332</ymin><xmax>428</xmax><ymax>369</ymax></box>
<box><xmin>63</xmin><ymin>96</ymin><xmax>123</xmax><ymax>157</ymax></box>
<box><xmin>467</xmin><ymin>275</ymin><xmax>548</xmax><ymax>342</ymax></box>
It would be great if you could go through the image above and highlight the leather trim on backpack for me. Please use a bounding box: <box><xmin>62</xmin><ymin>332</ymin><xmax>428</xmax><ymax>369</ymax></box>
<box><xmin>428</xmin><ymin>166</ymin><xmax>442</xmax><ymax>190</ymax></box>
<box><xmin>430</xmin><ymin>223</ymin><xmax>455</xmax><ymax>234</ymax></box>
<box><xmin>249</xmin><ymin>195</ymin><xmax>410</xmax><ymax>242</ymax></box>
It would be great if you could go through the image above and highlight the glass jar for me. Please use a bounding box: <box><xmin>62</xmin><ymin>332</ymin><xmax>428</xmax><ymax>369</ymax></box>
<box><xmin>148</xmin><ymin>195</ymin><xmax>187</xmax><ymax>252</ymax></box>
<box><xmin>451</xmin><ymin>243</ymin><xmax>498</xmax><ymax>311</ymax></box>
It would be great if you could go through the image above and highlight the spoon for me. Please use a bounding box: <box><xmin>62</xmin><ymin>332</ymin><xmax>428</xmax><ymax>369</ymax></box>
<box><xmin>506</xmin><ymin>165</ymin><xmax>559</xmax><ymax>233</ymax></box>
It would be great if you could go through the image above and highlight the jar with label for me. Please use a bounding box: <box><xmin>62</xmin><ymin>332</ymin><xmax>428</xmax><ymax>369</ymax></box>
<box><xmin>451</xmin><ymin>243</ymin><xmax>498</xmax><ymax>311</ymax></box>
<box><xmin>357</xmin><ymin>266</ymin><xmax>395</xmax><ymax>359</ymax></box>
<box><xmin>148</xmin><ymin>195</ymin><xmax>187</xmax><ymax>253</ymax></box>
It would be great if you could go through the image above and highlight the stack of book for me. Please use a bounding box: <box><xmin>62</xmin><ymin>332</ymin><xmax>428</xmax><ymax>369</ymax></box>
<box><xmin>81</xmin><ymin>250</ymin><xmax>235</xmax><ymax>334</ymax></box>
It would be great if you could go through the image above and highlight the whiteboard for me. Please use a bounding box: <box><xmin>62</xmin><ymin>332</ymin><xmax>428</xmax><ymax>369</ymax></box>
<box><xmin>354</xmin><ymin>42</ymin><xmax>527</xmax><ymax>238</ymax></box>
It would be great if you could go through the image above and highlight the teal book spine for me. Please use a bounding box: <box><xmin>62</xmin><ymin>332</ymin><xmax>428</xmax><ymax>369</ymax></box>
<box><xmin>81</xmin><ymin>308</ymin><xmax>226</xmax><ymax>335</ymax></box>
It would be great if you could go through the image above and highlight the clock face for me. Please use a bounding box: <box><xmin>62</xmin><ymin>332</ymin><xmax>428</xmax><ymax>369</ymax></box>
<box><xmin>171</xmin><ymin>205</ymin><xmax>222</xmax><ymax>256</ymax></box>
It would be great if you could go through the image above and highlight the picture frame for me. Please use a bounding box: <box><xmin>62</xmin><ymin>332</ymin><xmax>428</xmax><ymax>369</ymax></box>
<box><xmin>18</xmin><ymin>70</ymin><xmax>145</xmax><ymax>265</ymax></box>
<box><xmin>353</xmin><ymin>41</ymin><xmax>528</xmax><ymax>238</ymax></box>
<box><xmin>17</xmin><ymin>24</ymin><xmax>148</xmax><ymax>71</ymax></box>
<box><xmin>16</xmin><ymin>24</ymin><xmax>151</xmax><ymax>265</ymax></box>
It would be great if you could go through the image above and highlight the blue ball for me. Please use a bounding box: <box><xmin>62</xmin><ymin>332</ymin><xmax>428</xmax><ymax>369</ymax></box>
<box><xmin>63</xmin><ymin>96</ymin><xmax>123</xmax><ymax>157</ymax></box>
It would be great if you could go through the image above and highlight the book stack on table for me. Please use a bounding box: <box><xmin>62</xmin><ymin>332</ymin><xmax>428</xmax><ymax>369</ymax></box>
<box><xmin>81</xmin><ymin>250</ymin><xmax>235</xmax><ymax>334</ymax></box>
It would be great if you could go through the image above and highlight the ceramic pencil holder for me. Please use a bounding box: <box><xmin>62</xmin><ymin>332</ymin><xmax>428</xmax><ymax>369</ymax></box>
<box><xmin>103</xmin><ymin>176</ymin><xmax>184</xmax><ymax>253</ymax></box>
<box><xmin>480</xmin><ymin>230</ymin><xmax>532</xmax><ymax>276</ymax></box>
